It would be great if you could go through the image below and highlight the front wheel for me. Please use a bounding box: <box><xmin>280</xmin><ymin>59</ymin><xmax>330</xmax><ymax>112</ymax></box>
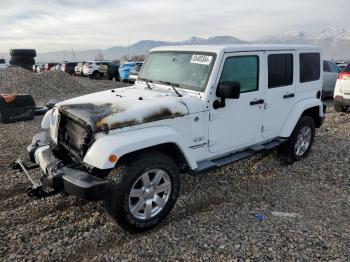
<box><xmin>279</xmin><ymin>116</ymin><xmax>315</xmax><ymax>164</ymax></box>
<box><xmin>104</xmin><ymin>152</ymin><xmax>181</xmax><ymax>232</ymax></box>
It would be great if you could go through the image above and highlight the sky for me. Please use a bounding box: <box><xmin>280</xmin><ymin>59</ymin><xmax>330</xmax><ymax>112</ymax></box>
<box><xmin>0</xmin><ymin>0</ymin><xmax>349</xmax><ymax>53</ymax></box>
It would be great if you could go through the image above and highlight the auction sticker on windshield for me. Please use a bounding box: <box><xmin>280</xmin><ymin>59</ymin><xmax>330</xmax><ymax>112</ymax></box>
<box><xmin>190</xmin><ymin>54</ymin><xmax>213</xmax><ymax>65</ymax></box>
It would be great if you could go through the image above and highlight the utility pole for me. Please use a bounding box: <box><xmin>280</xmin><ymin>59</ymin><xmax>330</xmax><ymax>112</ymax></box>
<box><xmin>127</xmin><ymin>36</ymin><xmax>130</xmax><ymax>61</ymax></box>
<box><xmin>72</xmin><ymin>49</ymin><xmax>75</xmax><ymax>62</ymax></box>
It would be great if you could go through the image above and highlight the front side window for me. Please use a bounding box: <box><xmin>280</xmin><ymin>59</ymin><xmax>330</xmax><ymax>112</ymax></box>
<box><xmin>268</xmin><ymin>54</ymin><xmax>293</xmax><ymax>88</ymax></box>
<box><xmin>139</xmin><ymin>51</ymin><xmax>216</xmax><ymax>92</ymax></box>
<box><xmin>219</xmin><ymin>56</ymin><xmax>259</xmax><ymax>93</ymax></box>
<box><xmin>300</xmin><ymin>53</ymin><xmax>320</xmax><ymax>83</ymax></box>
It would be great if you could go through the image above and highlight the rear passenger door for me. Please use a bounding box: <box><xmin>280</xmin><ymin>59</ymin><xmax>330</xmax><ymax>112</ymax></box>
<box><xmin>262</xmin><ymin>52</ymin><xmax>295</xmax><ymax>139</ymax></box>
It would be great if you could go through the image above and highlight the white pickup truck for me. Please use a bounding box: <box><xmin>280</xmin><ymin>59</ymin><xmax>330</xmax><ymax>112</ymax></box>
<box><xmin>20</xmin><ymin>45</ymin><xmax>326</xmax><ymax>232</ymax></box>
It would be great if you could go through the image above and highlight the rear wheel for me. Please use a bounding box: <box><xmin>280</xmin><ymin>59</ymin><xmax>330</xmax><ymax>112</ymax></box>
<box><xmin>279</xmin><ymin>116</ymin><xmax>315</xmax><ymax>164</ymax></box>
<box><xmin>335</xmin><ymin>105</ymin><xmax>348</xmax><ymax>112</ymax></box>
<box><xmin>93</xmin><ymin>71</ymin><xmax>103</xmax><ymax>80</ymax></box>
<box><xmin>104</xmin><ymin>152</ymin><xmax>181</xmax><ymax>232</ymax></box>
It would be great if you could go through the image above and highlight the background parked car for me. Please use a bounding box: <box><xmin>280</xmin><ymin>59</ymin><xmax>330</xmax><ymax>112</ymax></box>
<box><xmin>118</xmin><ymin>62</ymin><xmax>143</xmax><ymax>81</ymax></box>
<box><xmin>128</xmin><ymin>62</ymin><xmax>143</xmax><ymax>82</ymax></box>
<box><xmin>36</xmin><ymin>64</ymin><xmax>45</xmax><ymax>73</ymax></box>
<box><xmin>99</xmin><ymin>62</ymin><xmax>120</xmax><ymax>80</ymax></box>
<box><xmin>323</xmin><ymin>60</ymin><xmax>340</xmax><ymax>97</ymax></box>
<box><xmin>61</xmin><ymin>62</ymin><xmax>78</xmax><ymax>74</ymax></box>
<box><xmin>83</xmin><ymin>61</ymin><xmax>110</xmax><ymax>79</ymax></box>
<box><xmin>0</xmin><ymin>59</ymin><xmax>8</xmax><ymax>70</ymax></box>
<box><xmin>336</xmin><ymin>63</ymin><xmax>348</xmax><ymax>71</ymax></box>
<box><xmin>74</xmin><ymin>62</ymin><xmax>85</xmax><ymax>76</ymax></box>
<box><xmin>55</xmin><ymin>64</ymin><xmax>61</xmax><ymax>71</ymax></box>
<box><xmin>334</xmin><ymin>63</ymin><xmax>350</xmax><ymax>112</ymax></box>
<box><xmin>45</xmin><ymin>63</ymin><xmax>58</xmax><ymax>71</ymax></box>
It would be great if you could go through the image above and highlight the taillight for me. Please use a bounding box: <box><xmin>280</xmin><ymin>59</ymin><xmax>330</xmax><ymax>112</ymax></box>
<box><xmin>338</xmin><ymin>72</ymin><xmax>350</xmax><ymax>80</ymax></box>
<box><xmin>334</xmin><ymin>96</ymin><xmax>343</xmax><ymax>102</ymax></box>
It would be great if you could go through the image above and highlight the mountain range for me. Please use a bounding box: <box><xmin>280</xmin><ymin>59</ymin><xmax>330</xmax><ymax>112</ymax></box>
<box><xmin>35</xmin><ymin>28</ymin><xmax>350</xmax><ymax>63</ymax></box>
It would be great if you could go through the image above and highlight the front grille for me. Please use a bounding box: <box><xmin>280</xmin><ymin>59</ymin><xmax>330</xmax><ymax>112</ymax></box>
<box><xmin>57</xmin><ymin>112</ymin><xmax>92</xmax><ymax>159</ymax></box>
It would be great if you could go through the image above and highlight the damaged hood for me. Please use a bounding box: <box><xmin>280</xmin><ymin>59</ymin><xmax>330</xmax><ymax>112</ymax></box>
<box><xmin>56</xmin><ymin>86</ymin><xmax>204</xmax><ymax>132</ymax></box>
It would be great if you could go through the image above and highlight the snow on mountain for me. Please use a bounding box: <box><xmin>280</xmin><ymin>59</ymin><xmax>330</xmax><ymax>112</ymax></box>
<box><xmin>35</xmin><ymin>28</ymin><xmax>350</xmax><ymax>63</ymax></box>
<box><xmin>255</xmin><ymin>28</ymin><xmax>350</xmax><ymax>60</ymax></box>
<box><xmin>181</xmin><ymin>36</ymin><xmax>204</xmax><ymax>45</ymax></box>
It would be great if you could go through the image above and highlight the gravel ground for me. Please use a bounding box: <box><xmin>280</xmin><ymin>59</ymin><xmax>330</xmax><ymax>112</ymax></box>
<box><xmin>0</xmin><ymin>71</ymin><xmax>349</xmax><ymax>261</ymax></box>
<box><xmin>0</xmin><ymin>67</ymin><xmax>128</xmax><ymax>104</ymax></box>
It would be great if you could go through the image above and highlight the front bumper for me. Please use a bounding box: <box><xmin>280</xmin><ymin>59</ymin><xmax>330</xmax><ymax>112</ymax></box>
<box><xmin>128</xmin><ymin>74</ymin><xmax>138</xmax><ymax>81</ymax></box>
<box><xmin>334</xmin><ymin>97</ymin><xmax>350</xmax><ymax>106</ymax></box>
<box><xmin>26</xmin><ymin>132</ymin><xmax>108</xmax><ymax>200</ymax></box>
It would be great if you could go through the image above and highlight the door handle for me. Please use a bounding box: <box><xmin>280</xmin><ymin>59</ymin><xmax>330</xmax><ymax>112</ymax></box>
<box><xmin>250</xmin><ymin>99</ymin><xmax>265</xmax><ymax>105</ymax></box>
<box><xmin>283</xmin><ymin>93</ymin><xmax>295</xmax><ymax>99</ymax></box>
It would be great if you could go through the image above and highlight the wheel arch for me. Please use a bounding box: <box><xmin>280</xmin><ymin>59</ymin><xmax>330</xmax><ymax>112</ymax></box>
<box><xmin>280</xmin><ymin>98</ymin><xmax>323</xmax><ymax>137</ymax></box>
<box><xmin>83</xmin><ymin>126</ymin><xmax>198</xmax><ymax>170</ymax></box>
<box><xmin>117</xmin><ymin>143</ymin><xmax>189</xmax><ymax>172</ymax></box>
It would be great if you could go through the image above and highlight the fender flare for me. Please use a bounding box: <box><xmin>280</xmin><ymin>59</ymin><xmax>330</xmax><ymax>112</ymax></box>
<box><xmin>41</xmin><ymin>109</ymin><xmax>53</xmax><ymax>129</ymax></box>
<box><xmin>83</xmin><ymin>126</ymin><xmax>197</xmax><ymax>170</ymax></box>
<box><xmin>280</xmin><ymin>98</ymin><xmax>323</xmax><ymax>137</ymax></box>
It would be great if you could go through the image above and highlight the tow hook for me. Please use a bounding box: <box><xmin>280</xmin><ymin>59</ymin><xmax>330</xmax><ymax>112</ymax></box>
<box><xmin>11</xmin><ymin>158</ymin><xmax>54</xmax><ymax>198</ymax></box>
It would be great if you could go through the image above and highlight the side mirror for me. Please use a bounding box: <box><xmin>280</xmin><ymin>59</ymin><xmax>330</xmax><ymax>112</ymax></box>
<box><xmin>217</xmin><ymin>81</ymin><xmax>241</xmax><ymax>99</ymax></box>
<box><xmin>213</xmin><ymin>81</ymin><xmax>241</xmax><ymax>109</ymax></box>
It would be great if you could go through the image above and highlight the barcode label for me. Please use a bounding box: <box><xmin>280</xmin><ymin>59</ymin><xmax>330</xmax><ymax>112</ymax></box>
<box><xmin>190</xmin><ymin>55</ymin><xmax>213</xmax><ymax>65</ymax></box>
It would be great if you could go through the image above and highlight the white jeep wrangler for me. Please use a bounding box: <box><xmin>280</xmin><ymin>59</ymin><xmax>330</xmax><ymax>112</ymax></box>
<box><xmin>21</xmin><ymin>45</ymin><xmax>326</xmax><ymax>232</ymax></box>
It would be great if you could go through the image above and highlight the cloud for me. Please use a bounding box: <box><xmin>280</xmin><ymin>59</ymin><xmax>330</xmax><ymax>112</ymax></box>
<box><xmin>0</xmin><ymin>0</ymin><xmax>349</xmax><ymax>53</ymax></box>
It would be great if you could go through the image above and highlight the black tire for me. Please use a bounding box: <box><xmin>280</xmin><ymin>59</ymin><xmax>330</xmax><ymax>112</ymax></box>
<box><xmin>104</xmin><ymin>151</ymin><xmax>181</xmax><ymax>232</ymax></box>
<box><xmin>93</xmin><ymin>72</ymin><xmax>102</xmax><ymax>80</ymax></box>
<box><xmin>10</xmin><ymin>49</ymin><xmax>36</xmax><ymax>57</ymax></box>
<box><xmin>278</xmin><ymin>116</ymin><xmax>315</xmax><ymax>164</ymax></box>
<box><xmin>9</xmin><ymin>56</ymin><xmax>35</xmax><ymax>66</ymax></box>
<box><xmin>335</xmin><ymin>105</ymin><xmax>348</xmax><ymax>112</ymax></box>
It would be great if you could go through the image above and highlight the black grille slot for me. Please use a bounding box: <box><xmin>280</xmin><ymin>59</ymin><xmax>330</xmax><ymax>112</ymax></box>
<box><xmin>58</xmin><ymin>112</ymin><xmax>92</xmax><ymax>159</ymax></box>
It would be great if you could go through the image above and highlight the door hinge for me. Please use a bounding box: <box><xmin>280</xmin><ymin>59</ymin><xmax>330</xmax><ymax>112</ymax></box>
<box><xmin>209</xmin><ymin>112</ymin><xmax>219</xmax><ymax>121</ymax></box>
<box><xmin>208</xmin><ymin>139</ymin><xmax>217</xmax><ymax>147</ymax></box>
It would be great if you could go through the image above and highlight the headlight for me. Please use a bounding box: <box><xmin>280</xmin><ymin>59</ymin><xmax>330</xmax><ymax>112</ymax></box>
<box><xmin>49</xmin><ymin>108</ymin><xmax>60</xmax><ymax>143</ymax></box>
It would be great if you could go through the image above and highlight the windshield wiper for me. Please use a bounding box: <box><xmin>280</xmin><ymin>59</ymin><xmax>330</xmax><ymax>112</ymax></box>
<box><xmin>158</xmin><ymin>81</ymin><xmax>182</xmax><ymax>97</ymax></box>
<box><xmin>138</xmin><ymin>78</ymin><xmax>152</xmax><ymax>90</ymax></box>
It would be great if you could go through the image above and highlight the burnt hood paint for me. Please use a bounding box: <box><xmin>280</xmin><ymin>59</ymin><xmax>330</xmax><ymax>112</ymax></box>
<box><xmin>56</xmin><ymin>86</ymin><xmax>203</xmax><ymax>132</ymax></box>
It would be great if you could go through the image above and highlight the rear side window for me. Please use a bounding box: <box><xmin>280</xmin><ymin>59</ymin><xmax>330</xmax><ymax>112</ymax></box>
<box><xmin>268</xmin><ymin>54</ymin><xmax>293</xmax><ymax>88</ymax></box>
<box><xmin>219</xmin><ymin>56</ymin><xmax>259</xmax><ymax>93</ymax></box>
<box><xmin>300</xmin><ymin>53</ymin><xmax>320</xmax><ymax>83</ymax></box>
<box><xmin>323</xmin><ymin>61</ymin><xmax>331</xmax><ymax>72</ymax></box>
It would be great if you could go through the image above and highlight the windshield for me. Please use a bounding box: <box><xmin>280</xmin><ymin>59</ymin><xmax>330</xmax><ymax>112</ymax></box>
<box><xmin>139</xmin><ymin>51</ymin><xmax>216</xmax><ymax>92</ymax></box>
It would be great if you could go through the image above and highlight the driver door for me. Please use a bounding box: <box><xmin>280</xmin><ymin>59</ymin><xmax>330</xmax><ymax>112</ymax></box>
<box><xmin>208</xmin><ymin>52</ymin><xmax>266</xmax><ymax>153</ymax></box>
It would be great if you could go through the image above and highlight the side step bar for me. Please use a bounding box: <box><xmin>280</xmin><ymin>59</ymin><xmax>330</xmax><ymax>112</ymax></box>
<box><xmin>192</xmin><ymin>138</ymin><xmax>286</xmax><ymax>175</ymax></box>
